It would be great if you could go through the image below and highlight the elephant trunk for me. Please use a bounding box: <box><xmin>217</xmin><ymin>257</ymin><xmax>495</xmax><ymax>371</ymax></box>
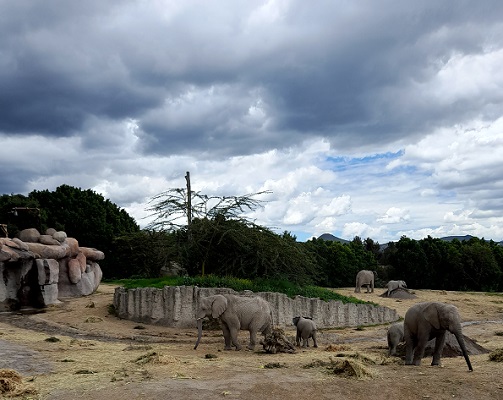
<box><xmin>194</xmin><ymin>318</ymin><xmax>203</xmax><ymax>350</ymax></box>
<box><xmin>454</xmin><ymin>331</ymin><xmax>473</xmax><ymax>372</ymax></box>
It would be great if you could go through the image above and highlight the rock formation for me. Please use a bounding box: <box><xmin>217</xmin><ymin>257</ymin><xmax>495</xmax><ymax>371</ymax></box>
<box><xmin>0</xmin><ymin>228</ymin><xmax>104</xmax><ymax>311</ymax></box>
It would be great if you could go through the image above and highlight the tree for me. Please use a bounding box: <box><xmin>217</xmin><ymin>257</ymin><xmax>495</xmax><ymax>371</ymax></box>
<box><xmin>145</xmin><ymin>185</ymin><xmax>318</xmax><ymax>283</ymax></box>
<box><xmin>146</xmin><ymin>188</ymin><xmax>270</xmax><ymax>232</ymax></box>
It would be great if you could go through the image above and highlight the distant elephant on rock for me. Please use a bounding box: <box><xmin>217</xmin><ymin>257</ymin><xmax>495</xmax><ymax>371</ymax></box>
<box><xmin>293</xmin><ymin>316</ymin><xmax>318</xmax><ymax>348</ymax></box>
<box><xmin>355</xmin><ymin>270</ymin><xmax>376</xmax><ymax>293</ymax></box>
<box><xmin>386</xmin><ymin>280</ymin><xmax>407</xmax><ymax>297</ymax></box>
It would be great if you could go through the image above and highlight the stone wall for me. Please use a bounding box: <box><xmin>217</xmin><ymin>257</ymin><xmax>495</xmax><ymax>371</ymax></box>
<box><xmin>0</xmin><ymin>228</ymin><xmax>104</xmax><ymax>311</ymax></box>
<box><xmin>113</xmin><ymin>286</ymin><xmax>399</xmax><ymax>329</ymax></box>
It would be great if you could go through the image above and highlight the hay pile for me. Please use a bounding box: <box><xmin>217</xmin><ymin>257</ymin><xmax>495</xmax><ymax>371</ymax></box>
<box><xmin>261</xmin><ymin>327</ymin><xmax>296</xmax><ymax>354</ymax></box>
<box><xmin>0</xmin><ymin>369</ymin><xmax>37</xmax><ymax>397</ymax></box>
<box><xmin>328</xmin><ymin>358</ymin><xmax>375</xmax><ymax>379</ymax></box>
<box><xmin>304</xmin><ymin>353</ymin><xmax>376</xmax><ymax>379</ymax></box>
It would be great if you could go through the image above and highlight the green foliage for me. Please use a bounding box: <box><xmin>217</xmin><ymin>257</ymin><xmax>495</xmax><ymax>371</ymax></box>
<box><xmin>112</xmin><ymin>230</ymin><xmax>178</xmax><ymax>278</ymax></box>
<box><xmin>386</xmin><ymin>235</ymin><xmax>503</xmax><ymax>292</ymax></box>
<box><xmin>1</xmin><ymin>185</ymin><xmax>140</xmax><ymax>278</ymax></box>
<box><xmin>302</xmin><ymin>237</ymin><xmax>378</xmax><ymax>288</ymax></box>
<box><xmin>110</xmin><ymin>275</ymin><xmax>369</xmax><ymax>304</ymax></box>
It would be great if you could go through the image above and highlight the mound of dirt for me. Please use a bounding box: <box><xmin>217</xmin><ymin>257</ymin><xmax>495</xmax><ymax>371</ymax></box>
<box><xmin>395</xmin><ymin>332</ymin><xmax>490</xmax><ymax>358</ymax></box>
<box><xmin>380</xmin><ymin>288</ymin><xmax>417</xmax><ymax>299</ymax></box>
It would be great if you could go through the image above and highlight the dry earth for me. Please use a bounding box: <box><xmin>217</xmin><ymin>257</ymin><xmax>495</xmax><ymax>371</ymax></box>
<box><xmin>1</xmin><ymin>284</ymin><xmax>503</xmax><ymax>400</ymax></box>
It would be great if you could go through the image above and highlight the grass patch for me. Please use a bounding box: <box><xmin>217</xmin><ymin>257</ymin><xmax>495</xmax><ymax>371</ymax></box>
<box><xmin>488</xmin><ymin>349</ymin><xmax>503</xmax><ymax>362</ymax></box>
<box><xmin>263</xmin><ymin>362</ymin><xmax>287</xmax><ymax>369</ymax></box>
<box><xmin>109</xmin><ymin>275</ymin><xmax>369</xmax><ymax>305</ymax></box>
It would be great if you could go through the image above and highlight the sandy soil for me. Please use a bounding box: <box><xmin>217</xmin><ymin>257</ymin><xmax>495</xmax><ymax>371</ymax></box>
<box><xmin>1</xmin><ymin>284</ymin><xmax>503</xmax><ymax>400</ymax></box>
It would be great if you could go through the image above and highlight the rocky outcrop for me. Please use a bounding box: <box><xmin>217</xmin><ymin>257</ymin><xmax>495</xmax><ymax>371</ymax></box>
<box><xmin>113</xmin><ymin>286</ymin><xmax>399</xmax><ymax>329</ymax></box>
<box><xmin>0</xmin><ymin>228</ymin><xmax>104</xmax><ymax>311</ymax></box>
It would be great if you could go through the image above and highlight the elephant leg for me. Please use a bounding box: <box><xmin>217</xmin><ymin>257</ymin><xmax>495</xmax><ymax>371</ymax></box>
<box><xmin>296</xmin><ymin>332</ymin><xmax>301</xmax><ymax>346</ymax></box>
<box><xmin>312</xmin><ymin>332</ymin><xmax>318</xmax><ymax>348</ymax></box>
<box><xmin>431</xmin><ymin>332</ymin><xmax>446</xmax><ymax>366</ymax></box>
<box><xmin>229</xmin><ymin>327</ymin><xmax>242</xmax><ymax>351</ymax></box>
<box><xmin>412</xmin><ymin>335</ymin><xmax>429</xmax><ymax>366</ymax></box>
<box><xmin>221</xmin><ymin>324</ymin><xmax>233</xmax><ymax>350</ymax></box>
<box><xmin>247</xmin><ymin>328</ymin><xmax>258</xmax><ymax>350</ymax></box>
<box><xmin>404</xmin><ymin>332</ymin><xmax>415</xmax><ymax>365</ymax></box>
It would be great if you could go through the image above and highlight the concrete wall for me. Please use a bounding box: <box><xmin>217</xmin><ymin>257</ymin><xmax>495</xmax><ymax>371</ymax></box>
<box><xmin>113</xmin><ymin>286</ymin><xmax>399</xmax><ymax>329</ymax></box>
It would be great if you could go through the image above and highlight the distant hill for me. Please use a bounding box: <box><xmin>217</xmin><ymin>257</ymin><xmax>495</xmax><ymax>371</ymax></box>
<box><xmin>318</xmin><ymin>233</ymin><xmax>503</xmax><ymax>247</ymax></box>
<box><xmin>440</xmin><ymin>235</ymin><xmax>475</xmax><ymax>242</ymax></box>
<box><xmin>317</xmin><ymin>233</ymin><xmax>350</xmax><ymax>244</ymax></box>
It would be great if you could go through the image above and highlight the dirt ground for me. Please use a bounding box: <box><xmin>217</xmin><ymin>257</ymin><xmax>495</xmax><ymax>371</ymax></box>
<box><xmin>1</xmin><ymin>284</ymin><xmax>503</xmax><ymax>400</ymax></box>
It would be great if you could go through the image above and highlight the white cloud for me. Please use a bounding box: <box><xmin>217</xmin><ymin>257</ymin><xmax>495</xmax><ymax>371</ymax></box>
<box><xmin>377</xmin><ymin>207</ymin><xmax>410</xmax><ymax>224</ymax></box>
<box><xmin>1</xmin><ymin>2</ymin><xmax>503</xmax><ymax>244</ymax></box>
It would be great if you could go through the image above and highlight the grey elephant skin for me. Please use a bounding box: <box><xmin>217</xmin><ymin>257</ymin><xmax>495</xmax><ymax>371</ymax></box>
<box><xmin>387</xmin><ymin>322</ymin><xmax>404</xmax><ymax>356</ymax></box>
<box><xmin>194</xmin><ymin>294</ymin><xmax>272</xmax><ymax>351</ymax></box>
<box><xmin>404</xmin><ymin>301</ymin><xmax>473</xmax><ymax>371</ymax></box>
<box><xmin>386</xmin><ymin>280</ymin><xmax>407</xmax><ymax>297</ymax></box>
<box><xmin>355</xmin><ymin>270</ymin><xmax>375</xmax><ymax>293</ymax></box>
<box><xmin>292</xmin><ymin>316</ymin><xmax>318</xmax><ymax>348</ymax></box>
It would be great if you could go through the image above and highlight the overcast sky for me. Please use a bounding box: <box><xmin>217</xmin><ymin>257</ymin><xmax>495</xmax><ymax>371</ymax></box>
<box><xmin>1</xmin><ymin>1</ymin><xmax>503</xmax><ymax>243</ymax></box>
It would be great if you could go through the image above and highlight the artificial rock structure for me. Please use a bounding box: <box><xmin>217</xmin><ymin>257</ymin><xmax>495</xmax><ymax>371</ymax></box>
<box><xmin>0</xmin><ymin>228</ymin><xmax>104</xmax><ymax>311</ymax></box>
<box><xmin>114</xmin><ymin>286</ymin><xmax>399</xmax><ymax>329</ymax></box>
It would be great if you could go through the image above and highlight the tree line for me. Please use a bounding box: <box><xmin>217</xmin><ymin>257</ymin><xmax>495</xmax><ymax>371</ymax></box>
<box><xmin>1</xmin><ymin>185</ymin><xmax>502</xmax><ymax>292</ymax></box>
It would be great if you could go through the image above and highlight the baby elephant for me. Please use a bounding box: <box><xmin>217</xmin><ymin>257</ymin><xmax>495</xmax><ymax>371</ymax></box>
<box><xmin>387</xmin><ymin>322</ymin><xmax>404</xmax><ymax>356</ymax></box>
<box><xmin>292</xmin><ymin>316</ymin><xmax>318</xmax><ymax>348</ymax></box>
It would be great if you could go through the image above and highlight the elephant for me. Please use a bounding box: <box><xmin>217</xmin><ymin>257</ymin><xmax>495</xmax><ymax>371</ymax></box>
<box><xmin>387</xmin><ymin>322</ymin><xmax>404</xmax><ymax>356</ymax></box>
<box><xmin>355</xmin><ymin>270</ymin><xmax>375</xmax><ymax>293</ymax></box>
<box><xmin>403</xmin><ymin>301</ymin><xmax>473</xmax><ymax>371</ymax></box>
<box><xmin>386</xmin><ymin>280</ymin><xmax>407</xmax><ymax>297</ymax></box>
<box><xmin>292</xmin><ymin>316</ymin><xmax>318</xmax><ymax>348</ymax></box>
<box><xmin>194</xmin><ymin>294</ymin><xmax>272</xmax><ymax>351</ymax></box>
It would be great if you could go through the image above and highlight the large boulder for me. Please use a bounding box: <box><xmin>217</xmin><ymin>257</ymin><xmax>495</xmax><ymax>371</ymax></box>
<box><xmin>0</xmin><ymin>227</ymin><xmax>104</xmax><ymax>309</ymax></box>
<box><xmin>17</xmin><ymin>228</ymin><xmax>41</xmax><ymax>243</ymax></box>
<box><xmin>24</xmin><ymin>242</ymin><xmax>68</xmax><ymax>259</ymax></box>
<box><xmin>80</xmin><ymin>247</ymin><xmax>105</xmax><ymax>261</ymax></box>
<box><xmin>39</xmin><ymin>234</ymin><xmax>60</xmax><ymax>246</ymax></box>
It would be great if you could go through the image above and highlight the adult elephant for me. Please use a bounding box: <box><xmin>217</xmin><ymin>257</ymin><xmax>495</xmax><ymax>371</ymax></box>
<box><xmin>355</xmin><ymin>270</ymin><xmax>375</xmax><ymax>293</ymax></box>
<box><xmin>194</xmin><ymin>294</ymin><xmax>272</xmax><ymax>351</ymax></box>
<box><xmin>404</xmin><ymin>301</ymin><xmax>473</xmax><ymax>371</ymax></box>
<box><xmin>386</xmin><ymin>280</ymin><xmax>407</xmax><ymax>297</ymax></box>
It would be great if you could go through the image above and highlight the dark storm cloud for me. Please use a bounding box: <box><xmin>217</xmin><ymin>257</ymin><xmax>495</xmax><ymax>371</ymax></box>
<box><xmin>1</xmin><ymin>0</ymin><xmax>502</xmax><ymax>157</ymax></box>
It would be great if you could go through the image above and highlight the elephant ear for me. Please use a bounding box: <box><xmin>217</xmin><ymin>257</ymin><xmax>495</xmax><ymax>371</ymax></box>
<box><xmin>423</xmin><ymin>303</ymin><xmax>441</xmax><ymax>330</ymax></box>
<box><xmin>211</xmin><ymin>295</ymin><xmax>228</xmax><ymax>318</ymax></box>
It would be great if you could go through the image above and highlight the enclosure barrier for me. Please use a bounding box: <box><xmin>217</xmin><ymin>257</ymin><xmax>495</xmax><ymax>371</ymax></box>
<box><xmin>113</xmin><ymin>286</ymin><xmax>399</xmax><ymax>329</ymax></box>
